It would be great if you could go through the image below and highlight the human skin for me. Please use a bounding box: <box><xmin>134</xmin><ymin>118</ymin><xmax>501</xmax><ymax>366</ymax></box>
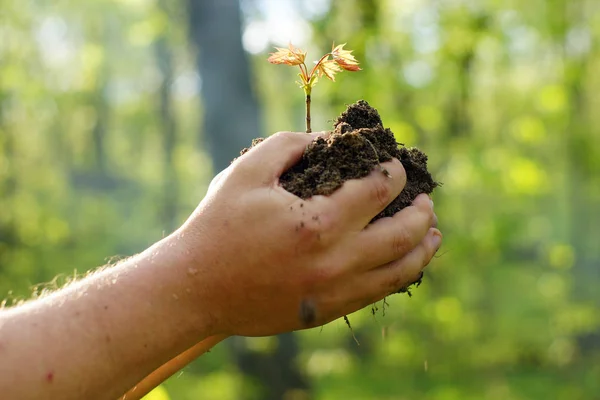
<box><xmin>0</xmin><ymin>131</ymin><xmax>441</xmax><ymax>400</ymax></box>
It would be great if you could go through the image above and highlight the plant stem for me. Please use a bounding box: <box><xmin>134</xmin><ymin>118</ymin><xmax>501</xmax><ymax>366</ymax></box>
<box><xmin>305</xmin><ymin>92</ymin><xmax>311</xmax><ymax>133</ymax></box>
<box><xmin>301</xmin><ymin>53</ymin><xmax>333</xmax><ymax>133</ymax></box>
<box><xmin>309</xmin><ymin>53</ymin><xmax>332</xmax><ymax>77</ymax></box>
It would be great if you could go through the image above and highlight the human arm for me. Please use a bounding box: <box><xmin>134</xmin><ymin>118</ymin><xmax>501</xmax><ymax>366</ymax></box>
<box><xmin>0</xmin><ymin>232</ymin><xmax>224</xmax><ymax>400</ymax></box>
<box><xmin>0</xmin><ymin>131</ymin><xmax>441</xmax><ymax>400</ymax></box>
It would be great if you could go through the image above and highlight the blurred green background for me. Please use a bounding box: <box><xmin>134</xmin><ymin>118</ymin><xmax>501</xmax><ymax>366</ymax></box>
<box><xmin>1</xmin><ymin>0</ymin><xmax>599</xmax><ymax>399</ymax></box>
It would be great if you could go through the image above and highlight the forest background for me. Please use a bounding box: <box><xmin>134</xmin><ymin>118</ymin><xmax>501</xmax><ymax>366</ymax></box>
<box><xmin>1</xmin><ymin>0</ymin><xmax>599</xmax><ymax>399</ymax></box>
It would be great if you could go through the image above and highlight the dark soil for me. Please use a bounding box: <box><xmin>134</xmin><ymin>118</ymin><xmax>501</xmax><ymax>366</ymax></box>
<box><xmin>279</xmin><ymin>100</ymin><xmax>438</xmax><ymax>222</ymax></box>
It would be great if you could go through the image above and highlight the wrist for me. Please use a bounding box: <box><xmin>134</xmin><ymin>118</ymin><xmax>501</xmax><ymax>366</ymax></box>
<box><xmin>143</xmin><ymin>230</ymin><xmax>221</xmax><ymax>341</ymax></box>
<box><xmin>140</xmin><ymin>232</ymin><xmax>216</xmax><ymax>344</ymax></box>
<box><xmin>94</xmin><ymin>231</ymin><xmax>222</xmax><ymax>381</ymax></box>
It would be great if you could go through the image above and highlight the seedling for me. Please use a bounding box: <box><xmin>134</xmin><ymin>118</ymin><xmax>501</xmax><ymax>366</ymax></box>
<box><xmin>120</xmin><ymin>45</ymin><xmax>437</xmax><ymax>400</ymax></box>
<box><xmin>268</xmin><ymin>43</ymin><xmax>361</xmax><ymax>133</ymax></box>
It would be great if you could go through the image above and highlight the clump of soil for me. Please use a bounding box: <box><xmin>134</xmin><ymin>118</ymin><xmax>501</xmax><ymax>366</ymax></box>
<box><xmin>280</xmin><ymin>100</ymin><xmax>438</xmax><ymax>222</ymax></box>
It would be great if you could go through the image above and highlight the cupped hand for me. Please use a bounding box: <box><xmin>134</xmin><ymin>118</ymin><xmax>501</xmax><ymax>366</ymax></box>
<box><xmin>180</xmin><ymin>131</ymin><xmax>441</xmax><ymax>337</ymax></box>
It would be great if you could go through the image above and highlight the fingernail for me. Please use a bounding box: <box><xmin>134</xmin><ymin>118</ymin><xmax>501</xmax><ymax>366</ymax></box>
<box><xmin>431</xmin><ymin>232</ymin><xmax>442</xmax><ymax>251</ymax></box>
<box><xmin>413</xmin><ymin>193</ymin><xmax>428</xmax><ymax>206</ymax></box>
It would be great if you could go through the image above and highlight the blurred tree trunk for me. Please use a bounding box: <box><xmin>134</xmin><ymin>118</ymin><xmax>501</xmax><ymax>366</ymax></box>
<box><xmin>187</xmin><ymin>1</ymin><xmax>309</xmax><ymax>398</ymax></box>
<box><xmin>0</xmin><ymin>88</ymin><xmax>17</xmax><ymax>279</ymax></box>
<box><xmin>445</xmin><ymin>15</ymin><xmax>488</xmax><ymax>138</ymax></box>
<box><xmin>90</xmin><ymin>41</ymin><xmax>110</xmax><ymax>176</ymax></box>
<box><xmin>561</xmin><ymin>0</ymin><xmax>598</xmax><ymax>295</ymax></box>
<box><xmin>187</xmin><ymin>0</ymin><xmax>260</xmax><ymax>173</ymax></box>
<box><xmin>71</xmin><ymin>25</ymin><xmax>117</xmax><ymax>191</ymax></box>
<box><xmin>558</xmin><ymin>0</ymin><xmax>600</xmax><ymax>350</ymax></box>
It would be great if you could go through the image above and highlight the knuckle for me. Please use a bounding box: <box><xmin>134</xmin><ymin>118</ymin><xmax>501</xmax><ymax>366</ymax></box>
<box><xmin>392</xmin><ymin>227</ymin><xmax>412</xmax><ymax>257</ymax></box>
<box><xmin>313</xmin><ymin>209</ymin><xmax>336</xmax><ymax>233</ymax></box>
<box><xmin>384</xmin><ymin>266</ymin><xmax>408</xmax><ymax>293</ymax></box>
<box><xmin>370</xmin><ymin>178</ymin><xmax>392</xmax><ymax>209</ymax></box>
<box><xmin>273</xmin><ymin>130</ymin><xmax>295</xmax><ymax>139</ymax></box>
<box><xmin>306</xmin><ymin>197</ymin><xmax>339</xmax><ymax>232</ymax></box>
<box><xmin>272</xmin><ymin>131</ymin><xmax>295</xmax><ymax>144</ymax></box>
<box><xmin>292</xmin><ymin>206</ymin><xmax>339</xmax><ymax>252</ymax></box>
<box><xmin>299</xmin><ymin>218</ymin><xmax>324</xmax><ymax>240</ymax></box>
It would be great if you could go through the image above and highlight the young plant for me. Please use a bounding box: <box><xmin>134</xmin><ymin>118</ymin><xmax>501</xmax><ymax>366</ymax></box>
<box><xmin>268</xmin><ymin>43</ymin><xmax>361</xmax><ymax>133</ymax></box>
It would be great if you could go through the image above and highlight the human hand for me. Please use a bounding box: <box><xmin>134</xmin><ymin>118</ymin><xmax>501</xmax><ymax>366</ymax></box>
<box><xmin>179</xmin><ymin>131</ymin><xmax>441</xmax><ymax>337</ymax></box>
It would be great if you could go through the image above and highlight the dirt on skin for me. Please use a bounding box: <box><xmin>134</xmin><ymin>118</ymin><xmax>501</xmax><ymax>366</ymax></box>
<box><xmin>241</xmin><ymin>100</ymin><xmax>438</xmax><ymax>293</ymax></box>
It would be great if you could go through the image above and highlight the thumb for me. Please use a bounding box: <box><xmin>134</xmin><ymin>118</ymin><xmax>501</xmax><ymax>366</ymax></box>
<box><xmin>243</xmin><ymin>131</ymin><xmax>327</xmax><ymax>182</ymax></box>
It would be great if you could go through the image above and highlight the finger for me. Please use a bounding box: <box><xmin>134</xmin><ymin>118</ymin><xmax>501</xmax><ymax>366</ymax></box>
<box><xmin>341</xmin><ymin>228</ymin><xmax>442</xmax><ymax>311</ymax></box>
<box><xmin>367</xmin><ymin>227</ymin><xmax>442</xmax><ymax>296</ymax></box>
<box><xmin>243</xmin><ymin>131</ymin><xmax>328</xmax><ymax>183</ymax></box>
<box><xmin>326</xmin><ymin>158</ymin><xmax>406</xmax><ymax>227</ymax></box>
<box><xmin>315</xmin><ymin>228</ymin><xmax>441</xmax><ymax>322</ymax></box>
<box><xmin>344</xmin><ymin>194</ymin><xmax>435</xmax><ymax>271</ymax></box>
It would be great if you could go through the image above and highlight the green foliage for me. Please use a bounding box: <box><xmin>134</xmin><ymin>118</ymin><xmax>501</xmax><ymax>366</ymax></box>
<box><xmin>1</xmin><ymin>0</ymin><xmax>599</xmax><ymax>399</ymax></box>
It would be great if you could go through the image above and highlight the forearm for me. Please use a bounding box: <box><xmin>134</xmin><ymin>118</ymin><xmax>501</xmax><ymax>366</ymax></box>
<box><xmin>0</xmin><ymin>231</ymin><xmax>217</xmax><ymax>400</ymax></box>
